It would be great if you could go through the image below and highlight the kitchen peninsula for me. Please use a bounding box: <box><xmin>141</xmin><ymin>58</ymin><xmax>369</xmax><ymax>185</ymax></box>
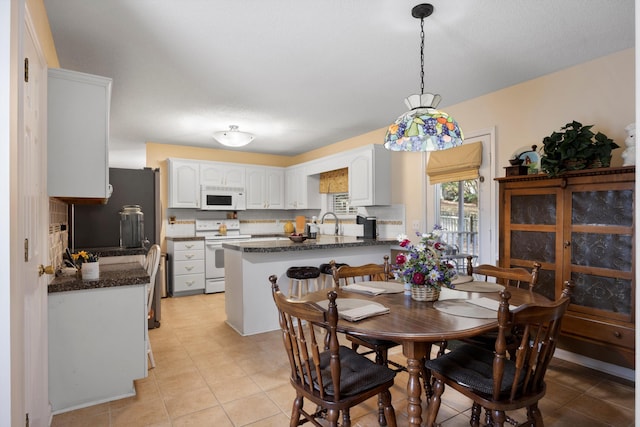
<box><xmin>223</xmin><ymin>236</ymin><xmax>396</xmax><ymax>335</ymax></box>
<box><xmin>48</xmin><ymin>263</ymin><xmax>149</xmax><ymax>413</ymax></box>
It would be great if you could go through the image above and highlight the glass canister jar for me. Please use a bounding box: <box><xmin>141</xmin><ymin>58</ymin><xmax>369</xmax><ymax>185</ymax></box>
<box><xmin>119</xmin><ymin>205</ymin><xmax>144</xmax><ymax>248</ymax></box>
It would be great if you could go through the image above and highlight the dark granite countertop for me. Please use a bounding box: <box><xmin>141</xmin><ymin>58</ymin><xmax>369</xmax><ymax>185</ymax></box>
<box><xmin>48</xmin><ymin>262</ymin><xmax>149</xmax><ymax>293</ymax></box>
<box><xmin>165</xmin><ymin>236</ymin><xmax>205</xmax><ymax>241</ymax></box>
<box><xmin>222</xmin><ymin>235</ymin><xmax>396</xmax><ymax>253</ymax></box>
<box><xmin>76</xmin><ymin>246</ymin><xmax>148</xmax><ymax>257</ymax></box>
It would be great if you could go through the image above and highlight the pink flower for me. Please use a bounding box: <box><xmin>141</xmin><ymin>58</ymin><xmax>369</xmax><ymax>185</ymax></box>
<box><xmin>399</xmin><ymin>239</ymin><xmax>411</xmax><ymax>248</ymax></box>
<box><xmin>434</xmin><ymin>242</ymin><xmax>444</xmax><ymax>250</ymax></box>
<box><xmin>395</xmin><ymin>253</ymin><xmax>406</xmax><ymax>265</ymax></box>
<box><xmin>412</xmin><ymin>272</ymin><xmax>425</xmax><ymax>285</ymax></box>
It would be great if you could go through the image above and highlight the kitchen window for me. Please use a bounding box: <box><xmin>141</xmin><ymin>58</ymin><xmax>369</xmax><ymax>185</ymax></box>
<box><xmin>330</xmin><ymin>193</ymin><xmax>357</xmax><ymax>216</ymax></box>
<box><xmin>430</xmin><ymin>130</ymin><xmax>495</xmax><ymax>265</ymax></box>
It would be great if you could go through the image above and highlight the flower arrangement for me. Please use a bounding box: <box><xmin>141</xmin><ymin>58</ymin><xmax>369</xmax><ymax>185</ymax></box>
<box><xmin>392</xmin><ymin>225</ymin><xmax>457</xmax><ymax>290</ymax></box>
<box><xmin>71</xmin><ymin>250</ymin><xmax>99</xmax><ymax>267</ymax></box>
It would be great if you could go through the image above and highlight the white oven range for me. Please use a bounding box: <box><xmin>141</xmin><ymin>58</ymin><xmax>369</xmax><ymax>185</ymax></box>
<box><xmin>195</xmin><ymin>219</ymin><xmax>251</xmax><ymax>293</ymax></box>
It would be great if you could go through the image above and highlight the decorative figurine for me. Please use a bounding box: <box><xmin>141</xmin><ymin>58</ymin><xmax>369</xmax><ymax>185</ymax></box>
<box><xmin>622</xmin><ymin>123</ymin><xmax>635</xmax><ymax>166</ymax></box>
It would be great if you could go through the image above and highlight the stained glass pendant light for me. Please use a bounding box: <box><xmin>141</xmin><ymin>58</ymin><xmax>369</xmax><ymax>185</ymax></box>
<box><xmin>384</xmin><ymin>4</ymin><xmax>464</xmax><ymax>152</ymax></box>
<box><xmin>213</xmin><ymin>125</ymin><xmax>255</xmax><ymax>147</ymax></box>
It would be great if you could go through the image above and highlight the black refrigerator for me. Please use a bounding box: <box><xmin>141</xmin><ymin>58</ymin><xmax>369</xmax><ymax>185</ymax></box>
<box><xmin>71</xmin><ymin>167</ymin><xmax>162</xmax><ymax>328</ymax></box>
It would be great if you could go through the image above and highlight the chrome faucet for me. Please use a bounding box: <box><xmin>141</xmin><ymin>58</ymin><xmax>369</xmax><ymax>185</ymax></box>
<box><xmin>321</xmin><ymin>212</ymin><xmax>341</xmax><ymax>236</ymax></box>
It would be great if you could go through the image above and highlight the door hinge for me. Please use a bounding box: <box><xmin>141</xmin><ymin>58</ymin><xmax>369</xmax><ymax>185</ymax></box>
<box><xmin>24</xmin><ymin>238</ymin><xmax>29</xmax><ymax>262</ymax></box>
<box><xmin>25</xmin><ymin>413</ymin><xmax>29</xmax><ymax>427</ymax></box>
<box><xmin>24</xmin><ymin>57</ymin><xmax>28</xmax><ymax>82</ymax></box>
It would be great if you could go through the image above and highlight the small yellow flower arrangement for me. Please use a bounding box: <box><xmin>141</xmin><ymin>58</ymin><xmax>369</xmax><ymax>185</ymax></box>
<box><xmin>71</xmin><ymin>250</ymin><xmax>99</xmax><ymax>267</ymax></box>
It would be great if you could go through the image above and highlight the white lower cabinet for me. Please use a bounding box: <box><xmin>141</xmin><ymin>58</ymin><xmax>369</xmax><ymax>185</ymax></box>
<box><xmin>167</xmin><ymin>239</ymin><xmax>205</xmax><ymax>296</ymax></box>
<box><xmin>48</xmin><ymin>284</ymin><xmax>147</xmax><ymax>413</ymax></box>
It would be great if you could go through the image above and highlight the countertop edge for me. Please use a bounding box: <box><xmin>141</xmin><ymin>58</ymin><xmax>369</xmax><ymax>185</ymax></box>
<box><xmin>48</xmin><ymin>262</ymin><xmax>149</xmax><ymax>293</ymax></box>
<box><xmin>223</xmin><ymin>237</ymin><xmax>396</xmax><ymax>253</ymax></box>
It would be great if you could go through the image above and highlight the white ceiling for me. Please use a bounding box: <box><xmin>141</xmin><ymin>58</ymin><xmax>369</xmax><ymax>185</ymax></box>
<box><xmin>43</xmin><ymin>0</ymin><xmax>634</xmax><ymax>166</ymax></box>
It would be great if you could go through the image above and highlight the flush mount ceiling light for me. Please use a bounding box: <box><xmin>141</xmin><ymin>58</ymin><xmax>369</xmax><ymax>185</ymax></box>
<box><xmin>213</xmin><ymin>125</ymin><xmax>255</xmax><ymax>147</ymax></box>
<box><xmin>384</xmin><ymin>3</ymin><xmax>464</xmax><ymax>152</ymax></box>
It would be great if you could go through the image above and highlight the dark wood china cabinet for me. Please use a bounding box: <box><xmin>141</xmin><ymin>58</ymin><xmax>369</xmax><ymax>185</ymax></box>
<box><xmin>497</xmin><ymin>166</ymin><xmax>635</xmax><ymax>368</ymax></box>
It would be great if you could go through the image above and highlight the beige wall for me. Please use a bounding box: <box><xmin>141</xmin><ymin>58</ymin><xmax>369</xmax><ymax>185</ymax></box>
<box><xmin>446</xmin><ymin>48</ymin><xmax>634</xmax><ymax>171</ymax></box>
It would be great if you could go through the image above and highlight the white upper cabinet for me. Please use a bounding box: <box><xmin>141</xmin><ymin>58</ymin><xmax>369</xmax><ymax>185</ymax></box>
<box><xmin>47</xmin><ymin>68</ymin><xmax>111</xmax><ymax>200</ymax></box>
<box><xmin>348</xmin><ymin>145</ymin><xmax>391</xmax><ymax>206</ymax></box>
<box><xmin>285</xmin><ymin>166</ymin><xmax>320</xmax><ymax>209</ymax></box>
<box><xmin>200</xmin><ymin>162</ymin><xmax>245</xmax><ymax>188</ymax></box>
<box><xmin>168</xmin><ymin>158</ymin><xmax>200</xmax><ymax>208</ymax></box>
<box><xmin>246</xmin><ymin>166</ymin><xmax>285</xmax><ymax>209</ymax></box>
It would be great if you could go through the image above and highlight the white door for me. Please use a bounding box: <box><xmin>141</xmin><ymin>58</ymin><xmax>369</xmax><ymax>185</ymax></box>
<box><xmin>431</xmin><ymin>129</ymin><xmax>496</xmax><ymax>265</ymax></box>
<box><xmin>21</xmin><ymin>15</ymin><xmax>50</xmax><ymax>426</ymax></box>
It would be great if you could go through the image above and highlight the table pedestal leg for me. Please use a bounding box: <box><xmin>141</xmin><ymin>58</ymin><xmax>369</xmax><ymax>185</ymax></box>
<box><xmin>403</xmin><ymin>342</ymin><xmax>431</xmax><ymax>427</ymax></box>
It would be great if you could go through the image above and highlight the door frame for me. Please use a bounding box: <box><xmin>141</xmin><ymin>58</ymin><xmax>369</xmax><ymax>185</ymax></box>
<box><xmin>426</xmin><ymin>127</ymin><xmax>497</xmax><ymax>265</ymax></box>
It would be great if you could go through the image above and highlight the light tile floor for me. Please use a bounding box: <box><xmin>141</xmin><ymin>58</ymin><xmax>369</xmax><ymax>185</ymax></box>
<box><xmin>52</xmin><ymin>293</ymin><xmax>635</xmax><ymax>426</ymax></box>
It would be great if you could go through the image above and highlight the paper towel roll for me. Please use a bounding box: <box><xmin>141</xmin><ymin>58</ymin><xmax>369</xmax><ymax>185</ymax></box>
<box><xmin>295</xmin><ymin>216</ymin><xmax>306</xmax><ymax>234</ymax></box>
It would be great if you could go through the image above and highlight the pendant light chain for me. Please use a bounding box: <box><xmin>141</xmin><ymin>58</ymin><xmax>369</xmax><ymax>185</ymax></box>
<box><xmin>383</xmin><ymin>3</ymin><xmax>464</xmax><ymax>152</ymax></box>
<box><xmin>420</xmin><ymin>16</ymin><xmax>425</xmax><ymax>95</ymax></box>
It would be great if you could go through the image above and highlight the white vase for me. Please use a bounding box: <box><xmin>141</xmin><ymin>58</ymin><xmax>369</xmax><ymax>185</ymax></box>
<box><xmin>81</xmin><ymin>262</ymin><xmax>99</xmax><ymax>280</ymax></box>
<box><xmin>404</xmin><ymin>282</ymin><xmax>412</xmax><ymax>296</ymax></box>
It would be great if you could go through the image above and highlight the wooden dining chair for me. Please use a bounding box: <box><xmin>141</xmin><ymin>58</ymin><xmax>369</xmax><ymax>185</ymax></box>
<box><xmin>459</xmin><ymin>261</ymin><xmax>542</xmax><ymax>356</ymax></box>
<box><xmin>424</xmin><ymin>281</ymin><xmax>574</xmax><ymax>427</ymax></box>
<box><xmin>144</xmin><ymin>244</ymin><xmax>161</xmax><ymax>369</ymax></box>
<box><xmin>466</xmin><ymin>259</ymin><xmax>541</xmax><ymax>291</ymax></box>
<box><xmin>329</xmin><ymin>257</ymin><xmax>403</xmax><ymax>368</ymax></box>
<box><xmin>269</xmin><ymin>275</ymin><xmax>398</xmax><ymax>427</ymax></box>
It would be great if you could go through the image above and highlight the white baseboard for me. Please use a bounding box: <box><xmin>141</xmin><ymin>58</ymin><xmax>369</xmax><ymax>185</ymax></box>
<box><xmin>553</xmin><ymin>348</ymin><xmax>635</xmax><ymax>382</ymax></box>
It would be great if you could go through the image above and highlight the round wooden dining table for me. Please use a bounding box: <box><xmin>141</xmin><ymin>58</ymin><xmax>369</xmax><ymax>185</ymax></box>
<box><xmin>303</xmin><ymin>284</ymin><xmax>551</xmax><ymax>427</ymax></box>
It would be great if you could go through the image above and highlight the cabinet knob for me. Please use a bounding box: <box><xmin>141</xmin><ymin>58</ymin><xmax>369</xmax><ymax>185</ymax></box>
<box><xmin>613</xmin><ymin>331</ymin><xmax>622</xmax><ymax>338</ymax></box>
<box><xmin>563</xmin><ymin>240</ymin><xmax>571</xmax><ymax>248</ymax></box>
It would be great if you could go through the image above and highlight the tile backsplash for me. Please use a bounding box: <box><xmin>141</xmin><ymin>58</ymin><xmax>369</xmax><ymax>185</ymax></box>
<box><xmin>49</xmin><ymin>198</ymin><xmax>69</xmax><ymax>269</ymax></box>
<box><xmin>163</xmin><ymin>205</ymin><xmax>405</xmax><ymax>239</ymax></box>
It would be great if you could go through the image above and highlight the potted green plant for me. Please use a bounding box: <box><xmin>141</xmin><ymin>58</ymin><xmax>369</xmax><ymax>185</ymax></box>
<box><xmin>540</xmin><ymin>121</ymin><xmax>618</xmax><ymax>177</ymax></box>
<box><xmin>591</xmin><ymin>131</ymin><xmax>619</xmax><ymax>167</ymax></box>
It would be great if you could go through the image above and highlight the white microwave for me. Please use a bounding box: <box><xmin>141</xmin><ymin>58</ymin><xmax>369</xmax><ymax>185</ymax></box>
<box><xmin>200</xmin><ymin>186</ymin><xmax>246</xmax><ymax>211</ymax></box>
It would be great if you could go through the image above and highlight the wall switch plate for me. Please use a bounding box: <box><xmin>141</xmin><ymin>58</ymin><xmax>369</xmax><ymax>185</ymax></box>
<box><xmin>412</xmin><ymin>220</ymin><xmax>420</xmax><ymax>231</ymax></box>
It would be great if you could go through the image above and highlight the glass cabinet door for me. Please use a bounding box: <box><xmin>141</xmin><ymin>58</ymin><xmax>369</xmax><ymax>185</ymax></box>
<box><xmin>565</xmin><ymin>182</ymin><xmax>634</xmax><ymax>322</ymax></box>
<box><xmin>504</xmin><ymin>188</ymin><xmax>562</xmax><ymax>300</ymax></box>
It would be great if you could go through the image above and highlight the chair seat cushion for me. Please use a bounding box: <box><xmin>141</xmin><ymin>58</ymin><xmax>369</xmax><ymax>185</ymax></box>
<box><xmin>287</xmin><ymin>266</ymin><xmax>321</xmax><ymax>279</ymax></box>
<box><xmin>312</xmin><ymin>345</ymin><xmax>396</xmax><ymax>397</ymax></box>
<box><xmin>319</xmin><ymin>263</ymin><xmax>348</xmax><ymax>275</ymax></box>
<box><xmin>425</xmin><ymin>343</ymin><xmax>523</xmax><ymax>396</ymax></box>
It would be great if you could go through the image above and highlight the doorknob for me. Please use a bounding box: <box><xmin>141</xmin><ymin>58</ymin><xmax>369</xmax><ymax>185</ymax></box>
<box><xmin>38</xmin><ymin>264</ymin><xmax>55</xmax><ymax>276</ymax></box>
<box><xmin>563</xmin><ymin>240</ymin><xmax>571</xmax><ymax>248</ymax></box>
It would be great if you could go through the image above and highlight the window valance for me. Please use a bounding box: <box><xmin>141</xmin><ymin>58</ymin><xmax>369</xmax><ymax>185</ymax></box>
<box><xmin>319</xmin><ymin>167</ymin><xmax>348</xmax><ymax>193</ymax></box>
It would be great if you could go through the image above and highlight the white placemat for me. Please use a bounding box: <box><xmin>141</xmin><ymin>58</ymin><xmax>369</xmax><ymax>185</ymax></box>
<box><xmin>316</xmin><ymin>298</ymin><xmax>390</xmax><ymax>322</ymax></box>
<box><xmin>343</xmin><ymin>281</ymin><xmax>404</xmax><ymax>294</ymax></box>
<box><xmin>433</xmin><ymin>299</ymin><xmax>497</xmax><ymax>319</ymax></box>
<box><xmin>451</xmin><ymin>281</ymin><xmax>505</xmax><ymax>293</ymax></box>
<box><xmin>466</xmin><ymin>297</ymin><xmax>516</xmax><ymax>311</ymax></box>
<box><xmin>451</xmin><ymin>275</ymin><xmax>474</xmax><ymax>285</ymax></box>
